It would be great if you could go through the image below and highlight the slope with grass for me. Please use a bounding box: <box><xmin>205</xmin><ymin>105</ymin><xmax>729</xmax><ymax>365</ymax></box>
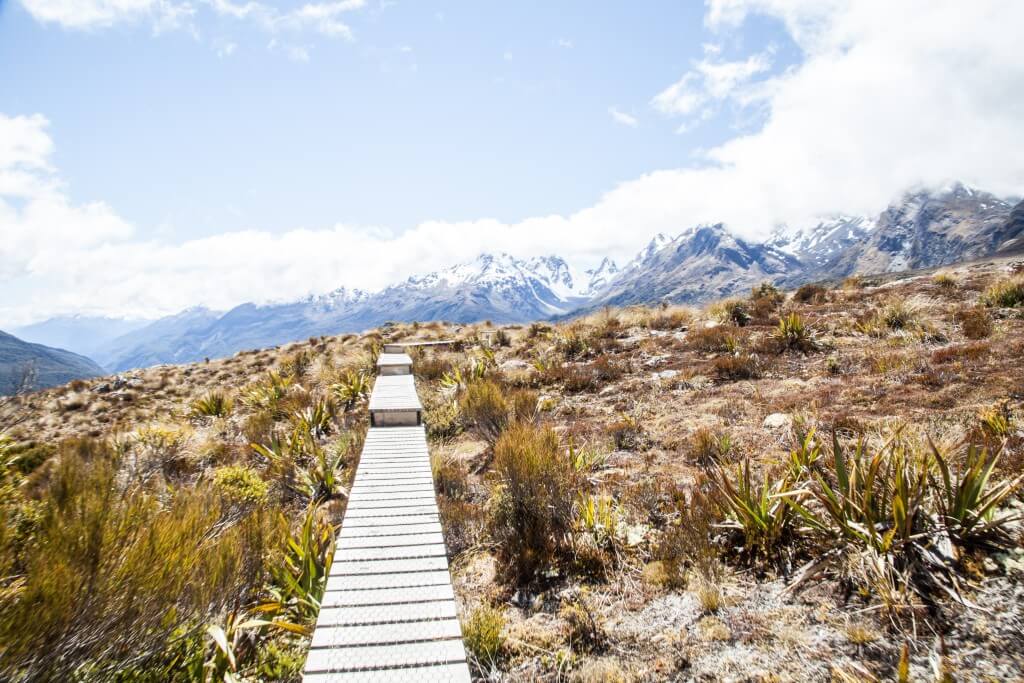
<box><xmin>3</xmin><ymin>260</ymin><xmax>1024</xmax><ymax>681</ymax></box>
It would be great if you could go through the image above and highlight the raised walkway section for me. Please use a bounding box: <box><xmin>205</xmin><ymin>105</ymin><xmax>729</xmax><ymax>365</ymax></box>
<box><xmin>302</xmin><ymin>355</ymin><xmax>471</xmax><ymax>682</ymax></box>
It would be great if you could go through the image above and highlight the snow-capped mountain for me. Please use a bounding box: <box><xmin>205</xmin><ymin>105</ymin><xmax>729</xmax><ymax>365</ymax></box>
<box><xmin>41</xmin><ymin>182</ymin><xmax>1023</xmax><ymax>372</ymax></box>
<box><xmin>97</xmin><ymin>253</ymin><xmax>616</xmax><ymax>371</ymax></box>
<box><xmin>767</xmin><ymin>215</ymin><xmax>877</xmax><ymax>274</ymax></box>
<box><xmin>592</xmin><ymin>224</ymin><xmax>802</xmax><ymax>307</ymax></box>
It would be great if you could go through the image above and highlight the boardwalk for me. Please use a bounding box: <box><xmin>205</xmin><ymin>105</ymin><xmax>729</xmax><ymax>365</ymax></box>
<box><xmin>303</xmin><ymin>355</ymin><xmax>471</xmax><ymax>682</ymax></box>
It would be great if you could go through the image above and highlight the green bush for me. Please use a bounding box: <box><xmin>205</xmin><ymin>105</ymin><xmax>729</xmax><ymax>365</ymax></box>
<box><xmin>0</xmin><ymin>439</ymin><xmax>282</xmax><ymax>680</ymax></box>
<box><xmin>489</xmin><ymin>423</ymin><xmax>576</xmax><ymax>583</ymax></box>
<box><xmin>213</xmin><ymin>465</ymin><xmax>269</xmax><ymax>505</ymax></box>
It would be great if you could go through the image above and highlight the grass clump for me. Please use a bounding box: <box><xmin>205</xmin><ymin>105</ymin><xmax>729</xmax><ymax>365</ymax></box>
<box><xmin>687</xmin><ymin>325</ymin><xmax>738</xmax><ymax>353</ymax></box>
<box><xmin>488</xmin><ymin>423</ymin><xmax>576</xmax><ymax>583</ymax></box>
<box><xmin>794</xmin><ymin>283</ymin><xmax>828</xmax><ymax>303</ymax></box>
<box><xmin>713</xmin><ymin>351</ymin><xmax>760</xmax><ymax>380</ymax></box>
<box><xmin>981</xmin><ymin>276</ymin><xmax>1024</xmax><ymax>308</ymax></box>
<box><xmin>190</xmin><ymin>391</ymin><xmax>233</xmax><ymax>418</ymax></box>
<box><xmin>463</xmin><ymin>604</ymin><xmax>506</xmax><ymax>668</ymax></box>
<box><xmin>689</xmin><ymin>426</ymin><xmax>732</xmax><ymax>464</ymax></box>
<box><xmin>459</xmin><ymin>379</ymin><xmax>510</xmax><ymax>443</ymax></box>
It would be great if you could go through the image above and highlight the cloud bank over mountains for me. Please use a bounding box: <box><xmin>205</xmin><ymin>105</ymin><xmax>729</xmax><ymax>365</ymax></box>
<box><xmin>3</xmin><ymin>0</ymin><xmax>1023</xmax><ymax>326</ymax></box>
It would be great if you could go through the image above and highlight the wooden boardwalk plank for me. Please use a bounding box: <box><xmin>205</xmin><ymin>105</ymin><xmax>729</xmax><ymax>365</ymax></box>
<box><xmin>304</xmin><ymin>362</ymin><xmax>469</xmax><ymax>682</ymax></box>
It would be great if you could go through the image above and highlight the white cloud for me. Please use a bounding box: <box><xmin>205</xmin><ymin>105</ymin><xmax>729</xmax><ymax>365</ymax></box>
<box><xmin>5</xmin><ymin>0</ymin><xmax>1024</xmax><ymax>325</ymax></box>
<box><xmin>652</xmin><ymin>46</ymin><xmax>772</xmax><ymax>122</ymax></box>
<box><xmin>19</xmin><ymin>0</ymin><xmax>365</xmax><ymax>44</ymax></box>
<box><xmin>214</xmin><ymin>38</ymin><xmax>237</xmax><ymax>57</ymax></box>
<box><xmin>556</xmin><ymin>38</ymin><xmax>573</xmax><ymax>49</ymax></box>
<box><xmin>608</xmin><ymin>107</ymin><xmax>638</xmax><ymax>128</ymax></box>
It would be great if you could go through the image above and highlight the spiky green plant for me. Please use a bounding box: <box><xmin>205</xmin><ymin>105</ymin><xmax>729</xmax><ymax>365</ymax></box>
<box><xmin>241</xmin><ymin>371</ymin><xmax>293</xmax><ymax>416</ymax></box>
<box><xmin>788</xmin><ymin>433</ymin><xmax>931</xmax><ymax>554</ymax></box>
<box><xmin>291</xmin><ymin>397</ymin><xmax>336</xmax><ymax>438</ymax></box>
<box><xmin>260</xmin><ymin>506</ymin><xmax>335</xmax><ymax>623</ymax></box>
<box><xmin>776</xmin><ymin>312</ymin><xmax>816</xmax><ymax>353</ymax></box>
<box><xmin>930</xmin><ymin>440</ymin><xmax>1024</xmax><ymax>548</ymax></box>
<box><xmin>568</xmin><ymin>438</ymin><xmax>610</xmax><ymax>474</ymax></box>
<box><xmin>331</xmin><ymin>370</ymin><xmax>370</xmax><ymax>411</ymax></box>
<box><xmin>712</xmin><ymin>459</ymin><xmax>802</xmax><ymax>556</ymax></box>
<box><xmin>190</xmin><ymin>391</ymin><xmax>233</xmax><ymax>418</ymax></box>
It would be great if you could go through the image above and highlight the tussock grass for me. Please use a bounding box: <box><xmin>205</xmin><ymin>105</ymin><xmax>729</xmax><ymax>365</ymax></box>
<box><xmin>981</xmin><ymin>276</ymin><xmax>1024</xmax><ymax>308</ymax></box>
<box><xmin>489</xmin><ymin>423</ymin><xmax>577</xmax><ymax>583</ymax></box>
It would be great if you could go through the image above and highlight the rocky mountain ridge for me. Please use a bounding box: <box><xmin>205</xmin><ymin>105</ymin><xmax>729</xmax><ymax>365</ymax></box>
<box><xmin>18</xmin><ymin>183</ymin><xmax>1024</xmax><ymax>372</ymax></box>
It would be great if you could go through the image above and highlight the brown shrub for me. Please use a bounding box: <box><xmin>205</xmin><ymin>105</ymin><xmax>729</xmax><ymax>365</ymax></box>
<box><xmin>510</xmin><ymin>389</ymin><xmax>539</xmax><ymax>423</ymax></box>
<box><xmin>930</xmin><ymin>342</ymin><xmax>990</xmax><ymax>364</ymax></box>
<box><xmin>687</xmin><ymin>325</ymin><xmax>738</xmax><ymax>353</ymax></box>
<box><xmin>607</xmin><ymin>415</ymin><xmax>647</xmax><ymax>451</ymax></box>
<box><xmin>559</xmin><ymin>364</ymin><xmax>599</xmax><ymax>393</ymax></box>
<box><xmin>713</xmin><ymin>352</ymin><xmax>761</xmax><ymax>380</ymax></box>
<box><xmin>488</xmin><ymin>423</ymin><xmax>576</xmax><ymax>583</ymax></box>
<box><xmin>793</xmin><ymin>283</ymin><xmax>828</xmax><ymax>304</ymax></box>
<box><xmin>953</xmin><ymin>306</ymin><xmax>993</xmax><ymax>340</ymax></box>
<box><xmin>414</xmin><ymin>354</ymin><xmax>454</xmax><ymax>381</ymax></box>
<box><xmin>591</xmin><ymin>354</ymin><xmax>625</xmax><ymax>383</ymax></box>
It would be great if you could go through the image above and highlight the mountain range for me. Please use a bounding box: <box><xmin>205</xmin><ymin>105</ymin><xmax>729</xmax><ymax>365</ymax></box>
<box><xmin>0</xmin><ymin>330</ymin><xmax>105</xmax><ymax>395</ymax></box>
<box><xmin>11</xmin><ymin>182</ymin><xmax>1024</xmax><ymax>374</ymax></box>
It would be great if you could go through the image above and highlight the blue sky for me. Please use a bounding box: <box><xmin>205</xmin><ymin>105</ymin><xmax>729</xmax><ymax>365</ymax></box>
<box><xmin>2</xmin><ymin>1</ymin><xmax>1023</xmax><ymax>325</ymax></box>
<box><xmin>0</xmin><ymin>1</ymin><xmax>795</xmax><ymax>235</ymax></box>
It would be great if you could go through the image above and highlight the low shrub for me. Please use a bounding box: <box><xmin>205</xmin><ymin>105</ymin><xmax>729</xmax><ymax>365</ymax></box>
<box><xmin>488</xmin><ymin>423</ymin><xmax>576</xmax><ymax>583</ymax></box>
<box><xmin>648</xmin><ymin>306</ymin><xmax>693</xmax><ymax>330</ymax></box>
<box><xmin>930</xmin><ymin>342</ymin><xmax>990</xmax><ymax>364</ymax></box>
<box><xmin>424</xmin><ymin>397</ymin><xmax>463</xmax><ymax>443</ymax></box>
<box><xmin>414</xmin><ymin>354</ymin><xmax>454</xmax><ymax>382</ymax></box>
<box><xmin>933</xmin><ymin>272</ymin><xmax>958</xmax><ymax>289</ymax></box>
<box><xmin>981</xmin><ymin>276</ymin><xmax>1024</xmax><ymax>308</ymax></box>
<box><xmin>556</xmin><ymin>326</ymin><xmax>593</xmax><ymax>361</ymax></box>
<box><xmin>0</xmin><ymin>440</ymin><xmax>282</xmax><ymax>680</ymax></box>
<box><xmin>213</xmin><ymin>465</ymin><xmax>269</xmax><ymax>505</ymax></box>
<box><xmin>606</xmin><ymin>414</ymin><xmax>647</xmax><ymax>451</ymax></box>
<box><xmin>954</xmin><ymin>306</ymin><xmax>993</xmax><ymax>339</ymax></box>
<box><xmin>689</xmin><ymin>426</ymin><xmax>732</xmax><ymax>464</ymax></box>
<box><xmin>591</xmin><ymin>354</ymin><xmax>625</xmax><ymax>383</ymax></box>
<box><xmin>687</xmin><ymin>325</ymin><xmax>738</xmax><ymax>353</ymax></box>
<box><xmin>713</xmin><ymin>352</ymin><xmax>761</xmax><ymax>380</ymax></box>
<box><xmin>712</xmin><ymin>299</ymin><xmax>751</xmax><ymax>327</ymax></box>
<box><xmin>459</xmin><ymin>380</ymin><xmax>510</xmax><ymax>443</ymax></box>
<box><xmin>560</xmin><ymin>364</ymin><xmax>598</xmax><ymax>393</ymax></box>
<box><xmin>510</xmin><ymin>389</ymin><xmax>539</xmax><ymax>423</ymax></box>
<box><xmin>794</xmin><ymin>283</ymin><xmax>828</xmax><ymax>303</ymax></box>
